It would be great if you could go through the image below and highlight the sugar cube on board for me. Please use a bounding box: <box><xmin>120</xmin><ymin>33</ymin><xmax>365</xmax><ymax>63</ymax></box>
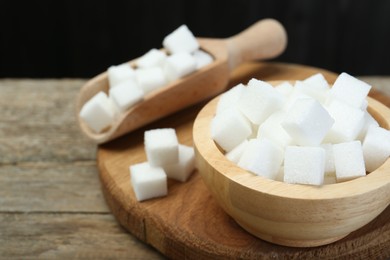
<box><xmin>136</xmin><ymin>67</ymin><xmax>168</xmax><ymax>94</ymax></box>
<box><xmin>211</xmin><ymin>108</ymin><xmax>252</xmax><ymax>152</ymax></box>
<box><xmin>226</xmin><ymin>140</ymin><xmax>248</xmax><ymax>164</ymax></box>
<box><xmin>164</xmin><ymin>52</ymin><xmax>197</xmax><ymax>81</ymax></box>
<box><xmin>333</xmin><ymin>141</ymin><xmax>366</xmax><ymax>182</ymax></box>
<box><xmin>107</xmin><ymin>64</ymin><xmax>135</xmax><ymax>88</ymax></box>
<box><xmin>79</xmin><ymin>91</ymin><xmax>117</xmax><ymax>133</ymax></box>
<box><xmin>282</xmin><ymin>98</ymin><xmax>334</xmax><ymax>146</ymax></box>
<box><xmin>274</xmin><ymin>81</ymin><xmax>293</xmax><ymax>97</ymax></box>
<box><xmin>192</xmin><ymin>49</ymin><xmax>213</xmax><ymax>69</ymax></box>
<box><xmin>238</xmin><ymin>79</ymin><xmax>285</xmax><ymax>125</ymax></box>
<box><xmin>284</xmin><ymin>146</ymin><xmax>325</xmax><ymax>185</ymax></box>
<box><xmin>130</xmin><ymin>162</ymin><xmax>167</xmax><ymax>201</ymax></box>
<box><xmin>238</xmin><ymin>138</ymin><xmax>284</xmax><ymax>180</ymax></box>
<box><xmin>321</xmin><ymin>143</ymin><xmax>335</xmax><ymax>174</ymax></box>
<box><xmin>324</xmin><ymin>100</ymin><xmax>365</xmax><ymax>143</ymax></box>
<box><xmin>363</xmin><ymin>125</ymin><xmax>390</xmax><ymax>172</ymax></box>
<box><xmin>329</xmin><ymin>72</ymin><xmax>371</xmax><ymax>109</ymax></box>
<box><xmin>216</xmin><ymin>84</ymin><xmax>245</xmax><ymax>114</ymax></box>
<box><xmin>163</xmin><ymin>144</ymin><xmax>195</xmax><ymax>182</ymax></box>
<box><xmin>136</xmin><ymin>48</ymin><xmax>167</xmax><ymax>69</ymax></box>
<box><xmin>257</xmin><ymin>111</ymin><xmax>292</xmax><ymax>148</ymax></box>
<box><xmin>163</xmin><ymin>24</ymin><xmax>199</xmax><ymax>54</ymax></box>
<box><xmin>109</xmin><ymin>79</ymin><xmax>144</xmax><ymax>112</ymax></box>
<box><xmin>144</xmin><ymin>128</ymin><xmax>179</xmax><ymax>167</ymax></box>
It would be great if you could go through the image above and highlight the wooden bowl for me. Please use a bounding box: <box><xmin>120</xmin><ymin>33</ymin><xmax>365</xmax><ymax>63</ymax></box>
<box><xmin>193</xmin><ymin>87</ymin><xmax>390</xmax><ymax>247</ymax></box>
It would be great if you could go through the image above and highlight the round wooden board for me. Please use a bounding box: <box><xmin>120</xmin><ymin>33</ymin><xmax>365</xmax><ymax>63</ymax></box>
<box><xmin>97</xmin><ymin>62</ymin><xmax>390</xmax><ymax>259</ymax></box>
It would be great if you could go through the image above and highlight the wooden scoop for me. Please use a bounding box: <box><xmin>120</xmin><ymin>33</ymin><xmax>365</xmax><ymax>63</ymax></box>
<box><xmin>76</xmin><ymin>18</ymin><xmax>287</xmax><ymax>143</ymax></box>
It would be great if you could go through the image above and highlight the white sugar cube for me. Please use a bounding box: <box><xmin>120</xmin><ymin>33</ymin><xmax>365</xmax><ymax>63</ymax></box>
<box><xmin>216</xmin><ymin>84</ymin><xmax>245</xmax><ymax>114</ymax></box>
<box><xmin>136</xmin><ymin>48</ymin><xmax>167</xmax><ymax>69</ymax></box>
<box><xmin>333</xmin><ymin>141</ymin><xmax>366</xmax><ymax>182</ymax></box>
<box><xmin>164</xmin><ymin>52</ymin><xmax>197</xmax><ymax>81</ymax></box>
<box><xmin>238</xmin><ymin>79</ymin><xmax>285</xmax><ymax>125</ymax></box>
<box><xmin>295</xmin><ymin>79</ymin><xmax>329</xmax><ymax>104</ymax></box>
<box><xmin>363</xmin><ymin>125</ymin><xmax>390</xmax><ymax>172</ymax></box>
<box><xmin>144</xmin><ymin>128</ymin><xmax>179</xmax><ymax>167</ymax></box>
<box><xmin>79</xmin><ymin>91</ymin><xmax>117</xmax><ymax>133</ymax></box>
<box><xmin>321</xmin><ymin>143</ymin><xmax>335</xmax><ymax>174</ymax></box>
<box><xmin>226</xmin><ymin>140</ymin><xmax>248</xmax><ymax>164</ymax></box>
<box><xmin>329</xmin><ymin>72</ymin><xmax>371</xmax><ymax>109</ymax></box>
<box><xmin>192</xmin><ymin>49</ymin><xmax>213</xmax><ymax>69</ymax></box>
<box><xmin>275</xmin><ymin>81</ymin><xmax>294</xmax><ymax>97</ymax></box>
<box><xmin>163</xmin><ymin>144</ymin><xmax>195</xmax><ymax>182</ymax></box>
<box><xmin>109</xmin><ymin>79</ymin><xmax>144</xmax><ymax>112</ymax></box>
<box><xmin>136</xmin><ymin>67</ymin><xmax>168</xmax><ymax>94</ymax></box>
<box><xmin>357</xmin><ymin>111</ymin><xmax>379</xmax><ymax>141</ymax></box>
<box><xmin>211</xmin><ymin>108</ymin><xmax>252</xmax><ymax>152</ymax></box>
<box><xmin>107</xmin><ymin>64</ymin><xmax>135</xmax><ymax>88</ymax></box>
<box><xmin>130</xmin><ymin>162</ymin><xmax>167</xmax><ymax>201</ymax></box>
<box><xmin>282</xmin><ymin>98</ymin><xmax>334</xmax><ymax>146</ymax></box>
<box><xmin>303</xmin><ymin>73</ymin><xmax>329</xmax><ymax>90</ymax></box>
<box><xmin>238</xmin><ymin>138</ymin><xmax>284</xmax><ymax>180</ymax></box>
<box><xmin>284</xmin><ymin>146</ymin><xmax>325</xmax><ymax>185</ymax></box>
<box><xmin>324</xmin><ymin>100</ymin><xmax>365</xmax><ymax>143</ymax></box>
<box><xmin>257</xmin><ymin>111</ymin><xmax>292</xmax><ymax>148</ymax></box>
<box><xmin>163</xmin><ymin>24</ymin><xmax>199</xmax><ymax>54</ymax></box>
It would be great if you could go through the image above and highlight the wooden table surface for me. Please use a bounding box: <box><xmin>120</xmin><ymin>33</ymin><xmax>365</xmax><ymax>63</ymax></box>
<box><xmin>1</xmin><ymin>62</ymin><xmax>389</xmax><ymax>259</ymax></box>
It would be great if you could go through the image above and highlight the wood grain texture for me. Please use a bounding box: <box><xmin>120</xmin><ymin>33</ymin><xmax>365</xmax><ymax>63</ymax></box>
<box><xmin>98</xmin><ymin>62</ymin><xmax>390</xmax><ymax>259</ymax></box>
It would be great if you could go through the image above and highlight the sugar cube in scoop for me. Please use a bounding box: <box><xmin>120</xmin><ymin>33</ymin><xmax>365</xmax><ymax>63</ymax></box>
<box><xmin>109</xmin><ymin>79</ymin><xmax>144</xmax><ymax>112</ymax></box>
<box><xmin>136</xmin><ymin>67</ymin><xmax>168</xmax><ymax>94</ymax></box>
<box><xmin>163</xmin><ymin>24</ymin><xmax>199</xmax><ymax>54</ymax></box>
<box><xmin>192</xmin><ymin>49</ymin><xmax>213</xmax><ymax>69</ymax></box>
<box><xmin>164</xmin><ymin>52</ymin><xmax>196</xmax><ymax>81</ymax></box>
<box><xmin>136</xmin><ymin>48</ymin><xmax>167</xmax><ymax>69</ymax></box>
<box><xmin>107</xmin><ymin>64</ymin><xmax>135</xmax><ymax>88</ymax></box>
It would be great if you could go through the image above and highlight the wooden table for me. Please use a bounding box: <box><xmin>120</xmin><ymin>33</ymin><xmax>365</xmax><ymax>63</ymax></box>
<box><xmin>1</xmin><ymin>62</ymin><xmax>389</xmax><ymax>259</ymax></box>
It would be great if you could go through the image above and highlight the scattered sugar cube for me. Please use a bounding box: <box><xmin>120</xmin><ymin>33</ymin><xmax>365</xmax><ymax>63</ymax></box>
<box><xmin>216</xmin><ymin>84</ymin><xmax>245</xmax><ymax>114</ymax></box>
<box><xmin>321</xmin><ymin>143</ymin><xmax>335</xmax><ymax>174</ymax></box>
<box><xmin>135</xmin><ymin>67</ymin><xmax>168</xmax><ymax>94</ymax></box>
<box><xmin>79</xmin><ymin>91</ymin><xmax>117</xmax><ymax>133</ymax></box>
<box><xmin>226</xmin><ymin>140</ymin><xmax>248</xmax><ymax>164</ymax></box>
<box><xmin>238</xmin><ymin>79</ymin><xmax>285</xmax><ymax>125</ymax></box>
<box><xmin>282</xmin><ymin>98</ymin><xmax>334</xmax><ymax>146</ymax></box>
<box><xmin>164</xmin><ymin>52</ymin><xmax>197</xmax><ymax>81</ymax></box>
<box><xmin>363</xmin><ymin>125</ymin><xmax>390</xmax><ymax>172</ymax></box>
<box><xmin>107</xmin><ymin>64</ymin><xmax>135</xmax><ymax>88</ymax></box>
<box><xmin>144</xmin><ymin>128</ymin><xmax>179</xmax><ymax>167</ymax></box>
<box><xmin>130</xmin><ymin>162</ymin><xmax>167</xmax><ymax>201</ymax></box>
<box><xmin>333</xmin><ymin>141</ymin><xmax>366</xmax><ymax>182</ymax></box>
<box><xmin>275</xmin><ymin>81</ymin><xmax>294</xmax><ymax>97</ymax></box>
<box><xmin>192</xmin><ymin>49</ymin><xmax>213</xmax><ymax>69</ymax></box>
<box><xmin>163</xmin><ymin>144</ymin><xmax>195</xmax><ymax>182</ymax></box>
<box><xmin>136</xmin><ymin>48</ymin><xmax>167</xmax><ymax>69</ymax></box>
<box><xmin>211</xmin><ymin>108</ymin><xmax>252</xmax><ymax>152</ymax></box>
<box><xmin>324</xmin><ymin>100</ymin><xmax>365</xmax><ymax>143</ymax></box>
<box><xmin>329</xmin><ymin>72</ymin><xmax>371</xmax><ymax>109</ymax></box>
<box><xmin>163</xmin><ymin>24</ymin><xmax>199</xmax><ymax>54</ymax></box>
<box><xmin>284</xmin><ymin>146</ymin><xmax>325</xmax><ymax>185</ymax></box>
<box><xmin>238</xmin><ymin>138</ymin><xmax>284</xmax><ymax>180</ymax></box>
<box><xmin>357</xmin><ymin>111</ymin><xmax>379</xmax><ymax>141</ymax></box>
<box><xmin>109</xmin><ymin>79</ymin><xmax>144</xmax><ymax>112</ymax></box>
<box><xmin>257</xmin><ymin>111</ymin><xmax>292</xmax><ymax>148</ymax></box>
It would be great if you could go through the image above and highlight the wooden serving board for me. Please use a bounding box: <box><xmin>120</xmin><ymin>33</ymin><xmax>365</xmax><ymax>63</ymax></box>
<box><xmin>97</xmin><ymin>62</ymin><xmax>390</xmax><ymax>259</ymax></box>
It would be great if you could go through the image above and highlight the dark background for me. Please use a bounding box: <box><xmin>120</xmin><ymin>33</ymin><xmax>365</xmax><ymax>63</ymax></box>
<box><xmin>1</xmin><ymin>0</ymin><xmax>390</xmax><ymax>78</ymax></box>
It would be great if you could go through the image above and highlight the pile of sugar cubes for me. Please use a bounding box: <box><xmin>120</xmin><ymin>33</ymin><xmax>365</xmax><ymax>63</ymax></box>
<box><xmin>211</xmin><ymin>72</ymin><xmax>390</xmax><ymax>185</ymax></box>
<box><xmin>129</xmin><ymin>128</ymin><xmax>195</xmax><ymax>201</ymax></box>
<box><xmin>80</xmin><ymin>25</ymin><xmax>213</xmax><ymax>133</ymax></box>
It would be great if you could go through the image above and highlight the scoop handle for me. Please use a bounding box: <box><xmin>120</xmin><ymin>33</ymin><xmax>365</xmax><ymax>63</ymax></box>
<box><xmin>226</xmin><ymin>19</ymin><xmax>287</xmax><ymax>71</ymax></box>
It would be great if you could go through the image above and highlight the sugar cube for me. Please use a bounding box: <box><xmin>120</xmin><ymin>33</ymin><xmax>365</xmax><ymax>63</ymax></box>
<box><xmin>135</xmin><ymin>67</ymin><xmax>168</xmax><ymax>94</ymax></box>
<box><xmin>109</xmin><ymin>79</ymin><xmax>144</xmax><ymax>112</ymax></box>
<box><xmin>282</xmin><ymin>98</ymin><xmax>334</xmax><ymax>146</ymax></box>
<box><xmin>163</xmin><ymin>25</ymin><xmax>199</xmax><ymax>54</ymax></box>
<box><xmin>284</xmin><ymin>146</ymin><xmax>325</xmax><ymax>185</ymax></box>
<box><xmin>144</xmin><ymin>128</ymin><xmax>179</xmax><ymax>167</ymax></box>
<box><xmin>163</xmin><ymin>144</ymin><xmax>195</xmax><ymax>182</ymax></box>
<box><xmin>192</xmin><ymin>49</ymin><xmax>213</xmax><ymax>69</ymax></box>
<box><xmin>216</xmin><ymin>84</ymin><xmax>245</xmax><ymax>114</ymax></box>
<box><xmin>107</xmin><ymin>64</ymin><xmax>135</xmax><ymax>88</ymax></box>
<box><xmin>238</xmin><ymin>138</ymin><xmax>284</xmax><ymax>180</ymax></box>
<box><xmin>363</xmin><ymin>125</ymin><xmax>390</xmax><ymax>172</ymax></box>
<box><xmin>329</xmin><ymin>72</ymin><xmax>371</xmax><ymax>109</ymax></box>
<box><xmin>136</xmin><ymin>48</ymin><xmax>167</xmax><ymax>69</ymax></box>
<box><xmin>79</xmin><ymin>91</ymin><xmax>117</xmax><ymax>133</ymax></box>
<box><xmin>130</xmin><ymin>162</ymin><xmax>167</xmax><ymax>201</ymax></box>
<box><xmin>303</xmin><ymin>73</ymin><xmax>329</xmax><ymax>90</ymax></box>
<box><xmin>257</xmin><ymin>111</ymin><xmax>292</xmax><ymax>148</ymax></box>
<box><xmin>321</xmin><ymin>143</ymin><xmax>335</xmax><ymax>174</ymax></box>
<box><xmin>274</xmin><ymin>81</ymin><xmax>293</xmax><ymax>97</ymax></box>
<box><xmin>211</xmin><ymin>108</ymin><xmax>252</xmax><ymax>152</ymax></box>
<box><xmin>333</xmin><ymin>141</ymin><xmax>366</xmax><ymax>182</ymax></box>
<box><xmin>357</xmin><ymin>111</ymin><xmax>379</xmax><ymax>141</ymax></box>
<box><xmin>226</xmin><ymin>140</ymin><xmax>248</xmax><ymax>164</ymax></box>
<box><xmin>295</xmin><ymin>78</ymin><xmax>329</xmax><ymax>104</ymax></box>
<box><xmin>164</xmin><ymin>52</ymin><xmax>197</xmax><ymax>81</ymax></box>
<box><xmin>238</xmin><ymin>79</ymin><xmax>285</xmax><ymax>125</ymax></box>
